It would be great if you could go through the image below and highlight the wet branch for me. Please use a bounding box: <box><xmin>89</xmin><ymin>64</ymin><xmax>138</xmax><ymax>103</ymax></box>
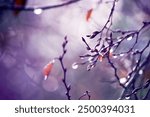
<box><xmin>58</xmin><ymin>36</ymin><xmax>71</xmax><ymax>100</ymax></box>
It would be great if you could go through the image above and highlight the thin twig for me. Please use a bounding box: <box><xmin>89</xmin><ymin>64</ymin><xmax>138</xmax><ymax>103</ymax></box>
<box><xmin>58</xmin><ymin>36</ymin><xmax>71</xmax><ymax>100</ymax></box>
<box><xmin>78</xmin><ymin>91</ymin><xmax>91</xmax><ymax>100</ymax></box>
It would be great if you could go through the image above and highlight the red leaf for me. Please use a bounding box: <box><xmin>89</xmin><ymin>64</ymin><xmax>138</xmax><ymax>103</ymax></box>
<box><xmin>43</xmin><ymin>60</ymin><xmax>55</xmax><ymax>80</ymax></box>
<box><xmin>86</xmin><ymin>8</ymin><xmax>93</xmax><ymax>22</ymax></box>
<box><xmin>14</xmin><ymin>0</ymin><xmax>27</xmax><ymax>15</ymax></box>
<box><xmin>98</xmin><ymin>55</ymin><xmax>103</xmax><ymax>62</ymax></box>
<box><xmin>109</xmin><ymin>48</ymin><xmax>113</xmax><ymax>57</ymax></box>
<box><xmin>109</xmin><ymin>52</ymin><xmax>113</xmax><ymax>57</ymax></box>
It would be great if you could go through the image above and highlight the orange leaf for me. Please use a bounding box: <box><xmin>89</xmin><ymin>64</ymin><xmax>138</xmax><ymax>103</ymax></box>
<box><xmin>43</xmin><ymin>60</ymin><xmax>54</xmax><ymax>80</ymax></box>
<box><xmin>109</xmin><ymin>52</ymin><xmax>113</xmax><ymax>57</ymax></box>
<box><xmin>14</xmin><ymin>0</ymin><xmax>27</xmax><ymax>15</ymax></box>
<box><xmin>98</xmin><ymin>55</ymin><xmax>103</xmax><ymax>62</ymax></box>
<box><xmin>14</xmin><ymin>0</ymin><xmax>26</xmax><ymax>6</ymax></box>
<box><xmin>86</xmin><ymin>8</ymin><xmax>93</xmax><ymax>22</ymax></box>
<box><xmin>108</xmin><ymin>48</ymin><xmax>113</xmax><ymax>57</ymax></box>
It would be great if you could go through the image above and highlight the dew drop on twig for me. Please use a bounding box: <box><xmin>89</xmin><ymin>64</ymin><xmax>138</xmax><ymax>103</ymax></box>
<box><xmin>127</xmin><ymin>36</ymin><xmax>133</xmax><ymax>41</ymax></box>
<box><xmin>34</xmin><ymin>8</ymin><xmax>43</xmax><ymax>15</ymax></box>
<box><xmin>119</xmin><ymin>77</ymin><xmax>127</xmax><ymax>84</ymax></box>
<box><xmin>88</xmin><ymin>57</ymin><xmax>93</xmax><ymax>63</ymax></box>
<box><xmin>138</xmin><ymin>70</ymin><xmax>143</xmax><ymax>75</ymax></box>
<box><xmin>44</xmin><ymin>75</ymin><xmax>48</xmax><ymax>80</ymax></box>
<box><xmin>72</xmin><ymin>62</ymin><xmax>78</xmax><ymax>69</ymax></box>
<box><xmin>119</xmin><ymin>53</ymin><xmax>124</xmax><ymax>57</ymax></box>
<box><xmin>125</xmin><ymin>96</ymin><xmax>130</xmax><ymax>100</ymax></box>
<box><xmin>113</xmin><ymin>55</ymin><xmax>118</xmax><ymax>58</ymax></box>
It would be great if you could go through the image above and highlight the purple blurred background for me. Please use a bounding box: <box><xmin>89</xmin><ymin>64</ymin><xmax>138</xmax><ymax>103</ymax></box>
<box><xmin>0</xmin><ymin>0</ymin><xmax>149</xmax><ymax>99</ymax></box>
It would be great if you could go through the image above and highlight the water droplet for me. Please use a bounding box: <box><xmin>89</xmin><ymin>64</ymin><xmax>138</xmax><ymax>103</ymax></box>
<box><xmin>88</xmin><ymin>57</ymin><xmax>93</xmax><ymax>63</ymax></box>
<box><xmin>125</xmin><ymin>96</ymin><xmax>130</xmax><ymax>100</ymax></box>
<box><xmin>132</xmin><ymin>66</ymin><xmax>136</xmax><ymax>71</ymax></box>
<box><xmin>80</xmin><ymin>57</ymin><xmax>84</xmax><ymax>59</ymax></box>
<box><xmin>90</xmin><ymin>64</ymin><xmax>94</xmax><ymax>69</ymax></box>
<box><xmin>110</xmin><ymin>48</ymin><xmax>113</xmax><ymax>53</ymax></box>
<box><xmin>138</xmin><ymin>70</ymin><xmax>143</xmax><ymax>75</ymax></box>
<box><xmin>127</xmin><ymin>75</ymin><xmax>130</xmax><ymax>79</ymax></box>
<box><xmin>34</xmin><ymin>8</ymin><xmax>43</xmax><ymax>15</ymax></box>
<box><xmin>120</xmin><ymin>77</ymin><xmax>127</xmax><ymax>84</ymax></box>
<box><xmin>72</xmin><ymin>63</ymin><xmax>78</xmax><ymax>69</ymax></box>
<box><xmin>51</xmin><ymin>59</ymin><xmax>55</xmax><ymax>64</ymax></box>
<box><xmin>87</xmin><ymin>64</ymin><xmax>95</xmax><ymax>71</ymax></box>
<box><xmin>118</xmin><ymin>39</ymin><xmax>122</xmax><ymax>42</ymax></box>
<box><xmin>127</xmin><ymin>36</ymin><xmax>132</xmax><ymax>41</ymax></box>
<box><xmin>119</xmin><ymin>53</ymin><xmax>124</xmax><ymax>57</ymax></box>
<box><xmin>44</xmin><ymin>75</ymin><xmax>48</xmax><ymax>80</ymax></box>
<box><xmin>114</xmin><ymin>43</ymin><xmax>118</xmax><ymax>46</ymax></box>
<box><xmin>113</xmin><ymin>55</ymin><xmax>118</xmax><ymax>58</ymax></box>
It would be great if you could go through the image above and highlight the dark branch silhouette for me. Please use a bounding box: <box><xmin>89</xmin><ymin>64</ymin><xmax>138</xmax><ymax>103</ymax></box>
<box><xmin>58</xmin><ymin>36</ymin><xmax>71</xmax><ymax>100</ymax></box>
<box><xmin>80</xmin><ymin>0</ymin><xmax>150</xmax><ymax>100</ymax></box>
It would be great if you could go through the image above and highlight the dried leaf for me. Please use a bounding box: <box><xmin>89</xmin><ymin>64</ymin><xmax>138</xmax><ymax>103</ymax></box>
<box><xmin>108</xmin><ymin>52</ymin><xmax>113</xmax><ymax>58</ymax></box>
<box><xmin>98</xmin><ymin>55</ymin><xmax>103</xmax><ymax>62</ymax></box>
<box><xmin>86</xmin><ymin>8</ymin><xmax>93</xmax><ymax>22</ymax></box>
<box><xmin>109</xmin><ymin>49</ymin><xmax>113</xmax><ymax>57</ymax></box>
<box><xmin>43</xmin><ymin>60</ymin><xmax>54</xmax><ymax>80</ymax></box>
<box><xmin>14</xmin><ymin>0</ymin><xmax>27</xmax><ymax>16</ymax></box>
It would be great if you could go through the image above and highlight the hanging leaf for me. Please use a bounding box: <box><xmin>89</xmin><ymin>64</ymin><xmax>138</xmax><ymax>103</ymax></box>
<box><xmin>14</xmin><ymin>0</ymin><xmax>27</xmax><ymax>16</ymax></box>
<box><xmin>109</xmin><ymin>48</ymin><xmax>113</xmax><ymax>57</ymax></box>
<box><xmin>109</xmin><ymin>52</ymin><xmax>113</xmax><ymax>57</ymax></box>
<box><xmin>98</xmin><ymin>55</ymin><xmax>103</xmax><ymax>62</ymax></box>
<box><xmin>86</xmin><ymin>8</ymin><xmax>93</xmax><ymax>22</ymax></box>
<box><xmin>43</xmin><ymin>60</ymin><xmax>55</xmax><ymax>80</ymax></box>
